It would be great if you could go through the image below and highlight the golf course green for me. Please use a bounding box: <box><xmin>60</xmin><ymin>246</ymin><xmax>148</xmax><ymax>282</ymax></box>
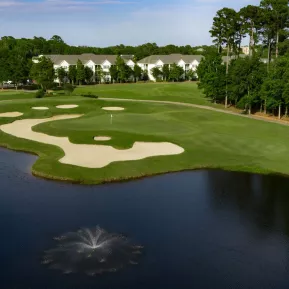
<box><xmin>0</xmin><ymin>82</ymin><xmax>288</xmax><ymax>184</ymax></box>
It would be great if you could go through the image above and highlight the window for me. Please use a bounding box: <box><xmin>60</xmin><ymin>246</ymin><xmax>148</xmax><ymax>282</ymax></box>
<box><xmin>103</xmin><ymin>65</ymin><xmax>110</xmax><ymax>69</ymax></box>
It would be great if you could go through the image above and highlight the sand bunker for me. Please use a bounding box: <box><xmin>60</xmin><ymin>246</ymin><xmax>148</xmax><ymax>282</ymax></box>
<box><xmin>32</xmin><ymin>107</ymin><xmax>49</xmax><ymax>110</ymax></box>
<box><xmin>56</xmin><ymin>105</ymin><xmax>79</xmax><ymax>109</ymax></box>
<box><xmin>0</xmin><ymin>112</ymin><xmax>23</xmax><ymax>117</ymax></box>
<box><xmin>0</xmin><ymin>115</ymin><xmax>184</xmax><ymax>168</ymax></box>
<box><xmin>102</xmin><ymin>107</ymin><xmax>125</xmax><ymax>111</ymax></box>
<box><xmin>94</xmin><ymin>136</ymin><xmax>111</xmax><ymax>141</ymax></box>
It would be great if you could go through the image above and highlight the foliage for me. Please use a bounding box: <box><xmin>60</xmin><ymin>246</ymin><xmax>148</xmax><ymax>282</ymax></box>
<box><xmin>228</xmin><ymin>56</ymin><xmax>266</xmax><ymax>113</ymax></box>
<box><xmin>63</xmin><ymin>83</ymin><xmax>75</xmax><ymax>95</ymax></box>
<box><xmin>186</xmin><ymin>69</ymin><xmax>196</xmax><ymax>81</ymax></box>
<box><xmin>56</xmin><ymin>67</ymin><xmax>67</xmax><ymax>86</ymax></box>
<box><xmin>151</xmin><ymin>67</ymin><xmax>163</xmax><ymax>81</ymax></box>
<box><xmin>109</xmin><ymin>65</ymin><xmax>118</xmax><ymax>83</ymax></box>
<box><xmin>197</xmin><ymin>53</ymin><xmax>226</xmax><ymax>103</ymax></box>
<box><xmin>76</xmin><ymin>59</ymin><xmax>86</xmax><ymax>85</ymax></box>
<box><xmin>35</xmin><ymin>89</ymin><xmax>45</xmax><ymax>98</ymax></box>
<box><xmin>261</xmin><ymin>56</ymin><xmax>289</xmax><ymax>117</ymax></box>
<box><xmin>169</xmin><ymin>64</ymin><xmax>184</xmax><ymax>82</ymax></box>
<box><xmin>84</xmin><ymin>66</ymin><xmax>94</xmax><ymax>84</ymax></box>
<box><xmin>115</xmin><ymin>55</ymin><xmax>133</xmax><ymax>82</ymax></box>
<box><xmin>0</xmin><ymin>49</ymin><xmax>9</xmax><ymax>88</ymax></box>
<box><xmin>68</xmin><ymin>65</ymin><xmax>77</xmax><ymax>85</ymax></box>
<box><xmin>81</xmin><ymin>92</ymin><xmax>98</xmax><ymax>98</ymax></box>
<box><xmin>95</xmin><ymin>66</ymin><xmax>104</xmax><ymax>84</ymax></box>
<box><xmin>162</xmin><ymin>64</ymin><xmax>170</xmax><ymax>81</ymax></box>
<box><xmin>30</xmin><ymin>56</ymin><xmax>55</xmax><ymax>90</ymax></box>
<box><xmin>133</xmin><ymin>64</ymin><xmax>142</xmax><ymax>82</ymax></box>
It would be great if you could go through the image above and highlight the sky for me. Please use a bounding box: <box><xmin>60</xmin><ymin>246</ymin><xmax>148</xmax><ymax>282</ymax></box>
<box><xmin>0</xmin><ymin>0</ymin><xmax>260</xmax><ymax>47</ymax></box>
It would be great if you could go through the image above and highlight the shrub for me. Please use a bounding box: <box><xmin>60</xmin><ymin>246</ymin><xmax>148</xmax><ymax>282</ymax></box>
<box><xmin>23</xmin><ymin>84</ymin><xmax>39</xmax><ymax>90</ymax></box>
<box><xmin>81</xmin><ymin>92</ymin><xmax>98</xmax><ymax>98</ymax></box>
<box><xmin>63</xmin><ymin>83</ymin><xmax>75</xmax><ymax>95</ymax></box>
<box><xmin>35</xmin><ymin>89</ymin><xmax>45</xmax><ymax>98</ymax></box>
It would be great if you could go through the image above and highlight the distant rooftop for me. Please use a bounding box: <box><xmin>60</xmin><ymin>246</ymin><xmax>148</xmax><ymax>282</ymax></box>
<box><xmin>33</xmin><ymin>54</ymin><xmax>134</xmax><ymax>65</ymax></box>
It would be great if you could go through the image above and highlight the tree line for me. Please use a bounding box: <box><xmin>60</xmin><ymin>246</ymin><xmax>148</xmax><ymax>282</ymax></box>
<box><xmin>0</xmin><ymin>34</ymin><xmax>206</xmax><ymax>88</ymax></box>
<box><xmin>197</xmin><ymin>0</ymin><xmax>289</xmax><ymax>118</ymax></box>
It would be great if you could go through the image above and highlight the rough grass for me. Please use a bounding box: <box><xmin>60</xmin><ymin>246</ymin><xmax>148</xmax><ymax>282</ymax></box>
<box><xmin>0</xmin><ymin>92</ymin><xmax>289</xmax><ymax>184</ymax></box>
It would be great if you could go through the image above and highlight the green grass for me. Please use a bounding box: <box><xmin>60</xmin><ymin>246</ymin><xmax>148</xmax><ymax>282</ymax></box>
<box><xmin>0</xmin><ymin>91</ymin><xmax>289</xmax><ymax>184</ymax></box>
<box><xmin>74</xmin><ymin>82</ymin><xmax>215</xmax><ymax>106</ymax></box>
<box><xmin>0</xmin><ymin>90</ymin><xmax>36</xmax><ymax>101</ymax></box>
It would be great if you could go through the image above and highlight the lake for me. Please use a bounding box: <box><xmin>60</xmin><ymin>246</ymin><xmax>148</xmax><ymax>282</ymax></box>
<box><xmin>1</xmin><ymin>147</ymin><xmax>289</xmax><ymax>289</ymax></box>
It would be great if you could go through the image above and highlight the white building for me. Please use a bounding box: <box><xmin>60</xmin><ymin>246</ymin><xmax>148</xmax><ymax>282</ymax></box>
<box><xmin>241</xmin><ymin>46</ymin><xmax>250</xmax><ymax>55</ymax></box>
<box><xmin>32</xmin><ymin>54</ymin><xmax>135</xmax><ymax>83</ymax></box>
<box><xmin>137</xmin><ymin>54</ymin><xmax>204</xmax><ymax>81</ymax></box>
<box><xmin>33</xmin><ymin>53</ymin><xmax>205</xmax><ymax>83</ymax></box>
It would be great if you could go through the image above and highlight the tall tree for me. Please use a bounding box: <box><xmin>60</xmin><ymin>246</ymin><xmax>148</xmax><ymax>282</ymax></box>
<box><xmin>68</xmin><ymin>65</ymin><xmax>77</xmax><ymax>85</ymax></box>
<box><xmin>95</xmin><ymin>66</ymin><xmax>104</xmax><ymax>84</ymax></box>
<box><xmin>151</xmin><ymin>67</ymin><xmax>163</xmax><ymax>81</ymax></box>
<box><xmin>197</xmin><ymin>53</ymin><xmax>226</xmax><ymax>104</ymax></box>
<box><xmin>228</xmin><ymin>56</ymin><xmax>266</xmax><ymax>114</ymax></box>
<box><xmin>133</xmin><ymin>64</ymin><xmax>142</xmax><ymax>82</ymax></box>
<box><xmin>84</xmin><ymin>66</ymin><xmax>94</xmax><ymax>84</ymax></box>
<box><xmin>169</xmin><ymin>64</ymin><xmax>184</xmax><ymax>82</ymax></box>
<box><xmin>50</xmin><ymin>35</ymin><xmax>65</xmax><ymax>44</ymax></box>
<box><xmin>56</xmin><ymin>67</ymin><xmax>67</xmax><ymax>86</ymax></box>
<box><xmin>162</xmin><ymin>64</ymin><xmax>170</xmax><ymax>81</ymax></box>
<box><xmin>115</xmin><ymin>55</ymin><xmax>132</xmax><ymax>82</ymax></box>
<box><xmin>30</xmin><ymin>56</ymin><xmax>55</xmax><ymax>90</ymax></box>
<box><xmin>261</xmin><ymin>56</ymin><xmax>289</xmax><ymax>118</ymax></box>
<box><xmin>7</xmin><ymin>52</ymin><xmax>29</xmax><ymax>89</ymax></box>
<box><xmin>239</xmin><ymin>5</ymin><xmax>263</xmax><ymax>56</ymax></box>
<box><xmin>76</xmin><ymin>59</ymin><xmax>86</xmax><ymax>85</ymax></box>
<box><xmin>210</xmin><ymin>8</ymin><xmax>238</xmax><ymax>108</ymax></box>
<box><xmin>0</xmin><ymin>49</ymin><xmax>9</xmax><ymax>89</ymax></box>
<box><xmin>260</xmin><ymin>0</ymin><xmax>289</xmax><ymax>59</ymax></box>
<box><xmin>109</xmin><ymin>65</ymin><xmax>118</xmax><ymax>83</ymax></box>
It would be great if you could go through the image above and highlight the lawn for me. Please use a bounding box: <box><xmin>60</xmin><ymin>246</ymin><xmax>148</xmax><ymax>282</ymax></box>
<box><xmin>74</xmin><ymin>82</ymin><xmax>215</xmax><ymax>106</ymax></box>
<box><xmin>0</xmin><ymin>93</ymin><xmax>289</xmax><ymax>184</ymax></box>
<box><xmin>0</xmin><ymin>90</ymin><xmax>36</xmax><ymax>101</ymax></box>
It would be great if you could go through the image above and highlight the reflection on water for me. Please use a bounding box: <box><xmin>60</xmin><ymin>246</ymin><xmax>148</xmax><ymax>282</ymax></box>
<box><xmin>206</xmin><ymin>170</ymin><xmax>289</xmax><ymax>236</ymax></box>
<box><xmin>1</xmin><ymin>147</ymin><xmax>289</xmax><ymax>289</ymax></box>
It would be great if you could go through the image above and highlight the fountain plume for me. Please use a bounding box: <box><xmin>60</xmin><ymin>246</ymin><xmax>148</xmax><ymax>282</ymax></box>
<box><xmin>42</xmin><ymin>226</ymin><xmax>142</xmax><ymax>275</ymax></box>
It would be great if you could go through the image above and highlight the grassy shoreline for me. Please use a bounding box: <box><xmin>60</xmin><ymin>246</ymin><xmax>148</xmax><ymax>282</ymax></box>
<box><xmin>0</xmin><ymin>140</ymin><xmax>281</xmax><ymax>185</ymax></box>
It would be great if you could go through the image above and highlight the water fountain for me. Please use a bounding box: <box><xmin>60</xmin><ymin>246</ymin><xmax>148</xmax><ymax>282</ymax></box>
<box><xmin>42</xmin><ymin>226</ymin><xmax>143</xmax><ymax>276</ymax></box>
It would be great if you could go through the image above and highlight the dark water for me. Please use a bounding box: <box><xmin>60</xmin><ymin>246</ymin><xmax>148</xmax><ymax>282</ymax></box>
<box><xmin>1</xmin><ymin>147</ymin><xmax>289</xmax><ymax>289</ymax></box>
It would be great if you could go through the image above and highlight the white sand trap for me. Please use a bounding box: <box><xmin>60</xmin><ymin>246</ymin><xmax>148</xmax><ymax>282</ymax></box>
<box><xmin>94</xmin><ymin>136</ymin><xmax>111</xmax><ymax>141</ymax></box>
<box><xmin>32</xmin><ymin>107</ymin><xmax>49</xmax><ymax>110</ymax></box>
<box><xmin>102</xmin><ymin>107</ymin><xmax>125</xmax><ymax>111</ymax></box>
<box><xmin>0</xmin><ymin>115</ymin><xmax>184</xmax><ymax>168</ymax></box>
<box><xmin>0</xmin><ymin>112</ymin><xmax>23</xmax><ymax>118</ymax></box>
<box><xmin>56</xmin><ymin>105</ymin><xmax>79</xmax><ymax>109</ymax></box>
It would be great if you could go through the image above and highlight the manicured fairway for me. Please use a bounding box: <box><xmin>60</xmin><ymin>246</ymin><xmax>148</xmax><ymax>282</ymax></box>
<box><xmin>0</xmin><ymin>93</ymin><xmax>289</xmax><ymax>184</ymax></box>
<box><xmin>74</xmin><ymin>82</ymin><xmax>214</xmax><ymax>106</ymax></box>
